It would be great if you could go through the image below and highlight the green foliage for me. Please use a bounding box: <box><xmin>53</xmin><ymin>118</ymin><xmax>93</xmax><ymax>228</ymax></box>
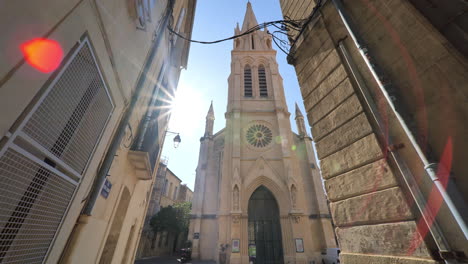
<box><xmin>174</xmin><ymin>201</ymin><xmax>191</xmax><ymax>232</ymax></box>
<box><xmin>150</xmin><ymin>202</ymin><xmax>192</xmax><ymax>235</ymax></box>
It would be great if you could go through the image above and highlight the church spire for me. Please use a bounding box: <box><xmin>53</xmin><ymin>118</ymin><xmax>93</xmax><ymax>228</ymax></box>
<box><xmin>295</xmin><ymin>103</ymin><xmax>303</xmax><ymax>118</ymax></box>
<box><xmin>204</xmin><ymin>101</ymin><xmax>215</xmax><ymax>137</ymax></box>
<box><xmin>295</xmin><ymin>103</ymin><xmax>308</xmax><ymax>137</ymax></box>
<box><xmin>241</xmin><ymin>1</ymin><xmax>259</xmax><ymax>32</ymax></box>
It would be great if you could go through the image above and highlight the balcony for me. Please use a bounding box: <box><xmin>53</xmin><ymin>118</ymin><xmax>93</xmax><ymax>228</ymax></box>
<box><xmin>129</xmin><ymin>115</ymin><xmax>160</xmax><ymax>180</ymax></box>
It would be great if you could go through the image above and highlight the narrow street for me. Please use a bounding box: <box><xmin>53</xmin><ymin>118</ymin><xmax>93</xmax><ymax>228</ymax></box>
<box><xmin>135</xmin><ymin>256</ymin><xmax>215</xmax><ymax>264</ymax></box>
<box><xmin>135</xmin><ymin>256</ymin><xmax>179</xmax><ymax>264</ymax></box>
<box><xmin>0</xmin><ymin>1</ymin><xmax>467</xmax><ymax>263</ymax></box>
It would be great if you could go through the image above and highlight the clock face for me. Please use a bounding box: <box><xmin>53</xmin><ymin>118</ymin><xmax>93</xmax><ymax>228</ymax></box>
<box><xmin>246</xmin><ymin>124</ymin><xmax>273</xmax><ymax>148</ymax></box>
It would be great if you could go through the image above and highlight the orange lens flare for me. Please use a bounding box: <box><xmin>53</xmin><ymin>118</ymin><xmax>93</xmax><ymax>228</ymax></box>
<box><xmin>21</xmin><ymin>38</ymin><xmax>63</xmax><ymax>73</ymax></box>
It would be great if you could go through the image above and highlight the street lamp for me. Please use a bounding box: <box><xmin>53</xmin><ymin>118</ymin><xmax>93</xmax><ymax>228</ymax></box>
<box><xmin>166</xmin><ymin>130</ymin><xmax>181</xmax><ymax>148</ymax></box>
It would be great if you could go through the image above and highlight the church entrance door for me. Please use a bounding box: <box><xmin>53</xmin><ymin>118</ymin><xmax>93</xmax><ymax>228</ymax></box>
<box><xmin>248</xmin><ymin>186</ymin><xmax>284</xmax><ymax>264</ymax></box>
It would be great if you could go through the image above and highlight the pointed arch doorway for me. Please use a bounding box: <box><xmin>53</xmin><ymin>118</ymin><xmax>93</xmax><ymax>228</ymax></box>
<box><xmin>248</xmin><ymin>186</ymin><xmax>284</xmax><ymax>264</ymax></box>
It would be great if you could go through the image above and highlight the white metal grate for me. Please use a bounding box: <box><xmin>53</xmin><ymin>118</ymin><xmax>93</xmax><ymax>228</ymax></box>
<box><xmin>0</xmin><ymin>39</ymin><xmax>113</xmax><ymax>263</ymax></box>
<box><xmin>22</xmin><ymin>43</ymin><xmax>113</xmax><ymax>175</ymax></box>
<box><xmin>0</xmin><ymin>148</ymin><xmax>77</xmax><ymax>263</ymax></box>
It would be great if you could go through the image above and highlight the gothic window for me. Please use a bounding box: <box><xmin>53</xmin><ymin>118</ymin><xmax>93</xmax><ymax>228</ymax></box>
<box><xmin>258</xmin><ymin>66</ymin><xmax>268</xmax><ymax>97</ymax></box>
<box><xmin>246</xmin><ymin>124</ymin><xmax>273</xmax><ymax>148</ymax></box>
<box><xmin>244</xmin><ymin>66</ymin><xmax>253</xmax><ymax>97</ymax></box>
<box><xmin>251</xmin><ymin>35</ymin><xmax>255</xmax><ymax>50</ymax></box>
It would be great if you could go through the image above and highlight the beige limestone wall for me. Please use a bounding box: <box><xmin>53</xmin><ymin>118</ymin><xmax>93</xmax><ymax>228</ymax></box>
<box><xmin>0</xmin><ymin>0</ymin><xmax>194</xmax><ymax>263</ymax></box>
<box><xmin>279</xmin><ymin>0</ymin><xmax>468</xmax><ymax>262</ymax></box>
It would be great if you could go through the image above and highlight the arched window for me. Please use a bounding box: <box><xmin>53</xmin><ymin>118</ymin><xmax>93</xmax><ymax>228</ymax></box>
<box><xmin>244</xmin><ymin>66</ymin><xmax>253</xmax><ymax>97</ymax></box>
<box><xmin>258</xmin><ymin>66</ymin><xmax>268</xmax><ymax>97</ymax></box>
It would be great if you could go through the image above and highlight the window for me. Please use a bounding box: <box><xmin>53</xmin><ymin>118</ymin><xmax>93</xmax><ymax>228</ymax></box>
<box><xmin>168</xmin><ymin>182</ymin><xmax>173</xmax><ymax>197</ymax></box>
<box><xmin>244</xmin><ymin>66</ymin><xmax>253</xmax><ymax>97</ymax></box>
<box><xmin>0</xmin><ymin>38</ymin><xmax>113</xmax><ymax>263</ymax></box>
<box><xmin>163</xmin><ymin>179</ymin><xmax>168</xmax><ymax>195</ymax></box>
<box><xmin>258</xmin><ymin>66</ymin><xmax>268</xmax><ymax>97</ymax></box>
<box><xmin>173</xmin><ymin>186</ymin><xmax>178</xmax><ymax>200</ymax></box>
<box><xmin>172</xmin><ymin>8</ymin><xmax>186</xmax><ymax>44</ymax></box>
<box><xmin>251</xmin><ymin>35</ymin><xmax>255</xmax><ymax>50</ymax></box>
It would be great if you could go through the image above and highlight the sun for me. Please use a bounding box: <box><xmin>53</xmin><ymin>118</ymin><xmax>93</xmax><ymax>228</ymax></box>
<box><xmin>168</xmin><ymin>84</ymin><xmax>207</xmax><ymax>134</ymax></box>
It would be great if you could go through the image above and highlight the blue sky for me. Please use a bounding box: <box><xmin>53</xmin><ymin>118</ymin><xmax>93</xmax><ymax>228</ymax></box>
<box><xmin>162</xmin><ymin>1</ymin><xmax>308</xmax><ymax>190</ymax></box>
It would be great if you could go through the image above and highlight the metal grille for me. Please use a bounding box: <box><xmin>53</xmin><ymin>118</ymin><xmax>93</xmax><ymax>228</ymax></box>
<box><xmin>22</xmin><ymin>43</ymin><xmax>113</xmax><ymax>174</ymax></box>
<box><xmin>0</xmin><ymin>148</ymin><xmax>76</xmax><ymax>263</ymax></box>
<box><xmin>0</xmin><ymin>39</ymin><xmax>113</xmax><ymax>263</ymax></box>
<box><xmin>258</xmin><ymin>66</ymin><xmax>267</xmax><ymax>97</ymax></box>
<box><xmin>248</xmin><ymin>186</ymin><xmax>283</xmax><ymax>264</ymax></box>
<box><xmin>244</xmin><ymin>67</ymin><xmax>253</xmax><ymax>97</ymax></box>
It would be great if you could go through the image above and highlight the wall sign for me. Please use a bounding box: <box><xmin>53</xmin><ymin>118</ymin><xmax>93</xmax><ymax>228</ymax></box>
<box><xmin>295</xmin><ymin>238</ymin><xmax>304</xmax><ymax>253</ymax></box>
<box><xmin>193</xmin><ymin>232</ymin><xmax>200</xmax><ymax>239</ymax></box>
<box><xmin>232</xmin><ymin>239</ymin><xmax>240</xmax><ymax>253</ymax></box>
<box><xmin>248</xmin><ymin>244</ymin><xmax>256</xmax><ymax>257</ymax></box>
<box><xmin>100</xmin><ymin>178</ymin><xmax>112</xmax><ymax>199</ymax></box>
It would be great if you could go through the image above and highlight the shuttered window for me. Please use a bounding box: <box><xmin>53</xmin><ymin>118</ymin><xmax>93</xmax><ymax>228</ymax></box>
<box><xmin>244</xmin><ymin>66</ymin><xmax>253</xmax><ymax>97</ymax></box>
<box><xmin>0</xmin><ymin>38</ymin><xmax>113</xmax><ymax>263</ymax></box>
<box><xmin>258</xmin><ymin>66</ymin><xmax>267</xmax><ymax>97</ymax></box>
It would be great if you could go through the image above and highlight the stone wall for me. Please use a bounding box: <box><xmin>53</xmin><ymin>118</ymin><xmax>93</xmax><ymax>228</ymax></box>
<box><xmin>281</xmin><ymin>0</ymin><xmax>468</xmax><ymax>263</ymax></box>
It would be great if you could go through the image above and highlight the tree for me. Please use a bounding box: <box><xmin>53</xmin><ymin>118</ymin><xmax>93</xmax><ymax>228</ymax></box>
<box><xmin>173</xmin><ymin>202</ymin><xmax>191</xmax><ymax>235</ymax></box>
<box><xmin>149</xmin><ymin>202</ymin><xmax>192</xmax><ymax>249</ymax></box>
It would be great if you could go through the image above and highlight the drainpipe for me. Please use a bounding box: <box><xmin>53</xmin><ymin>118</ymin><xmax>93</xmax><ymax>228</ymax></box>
<box><xmin>82</xmin><ymin>0</ymin><xmax>174</xmax><ymax>215</ymax></box>
<box><xmin>331</xmin><ymin>0</ymin><xmax>467</xmax><ymax>261</ymax></box>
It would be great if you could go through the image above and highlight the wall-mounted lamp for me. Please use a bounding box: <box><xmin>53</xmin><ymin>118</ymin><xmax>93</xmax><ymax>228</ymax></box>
<box><xmin>166</xmin><ymin>130</ymin><xmax>181</xmax><ymax>148</ymax></box>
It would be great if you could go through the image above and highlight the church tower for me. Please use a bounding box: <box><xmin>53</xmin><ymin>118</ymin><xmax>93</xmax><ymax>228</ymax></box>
<box><xmin>189</xmin><ymin>3</ymin><xmax>336</xmax><ymax>264</ymax></box>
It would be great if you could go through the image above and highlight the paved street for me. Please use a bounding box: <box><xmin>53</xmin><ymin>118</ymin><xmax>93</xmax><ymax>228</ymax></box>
<box><xmin>135</xmin><ymin>256</ymin><xmax>216</xmax><ymax>264</ymax></box>
<box><xmin>135</xmin><ymin>256</ymin><xmax>179</xmax><ymax>264</ymax></box>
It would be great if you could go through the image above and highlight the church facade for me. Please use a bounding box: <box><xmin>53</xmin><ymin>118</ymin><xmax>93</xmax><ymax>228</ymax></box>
<box><xmin>189</xmin><ymin>3</ymin><xmax>336</xmax><ymax>264</ymax></box>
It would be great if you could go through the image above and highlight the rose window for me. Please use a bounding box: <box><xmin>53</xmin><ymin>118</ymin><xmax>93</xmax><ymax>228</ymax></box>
<box><xmin>246</xmin><ymin>124</ymin><xmax>272</xmax><ymax>148</ymax></box>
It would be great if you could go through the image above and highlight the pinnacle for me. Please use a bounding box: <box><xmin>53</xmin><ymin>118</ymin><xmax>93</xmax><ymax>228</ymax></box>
<box><xmin>295</xmin><ymin>102</ymin><xmax>303</xmax><ymax>118</ymax></box>
<box><xmin>206</xmin><ymin>101</ymin><xmax>215</xmax><ymax>120</ymax></box>
<box><xmin>241</xmin><ymin>0</ymin><xmax>259</xmax><ymax>32</ymax></box>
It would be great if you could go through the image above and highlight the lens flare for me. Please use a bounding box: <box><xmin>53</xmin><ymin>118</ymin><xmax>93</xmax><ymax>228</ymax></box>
<box><xmin>21</xmin><ymin>38</ymin><xmax>63</xmax><ymax>73</ymax></box>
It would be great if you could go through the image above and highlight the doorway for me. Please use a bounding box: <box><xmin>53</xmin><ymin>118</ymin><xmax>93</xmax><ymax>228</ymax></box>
<box><xmin>248</xmin><ymin>186</ymin><xmax>283</xmax><ymax>264</ymax></box>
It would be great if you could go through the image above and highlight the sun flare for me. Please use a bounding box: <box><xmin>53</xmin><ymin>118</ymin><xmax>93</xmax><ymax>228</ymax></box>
<box><xmin>168</xmin><ymin>84</ymin><xmax>207</xmax><ymax>135</ymax></box>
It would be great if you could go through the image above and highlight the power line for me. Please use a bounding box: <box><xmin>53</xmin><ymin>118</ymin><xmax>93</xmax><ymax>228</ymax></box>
<box><xmin>166</xmin><ymin>1</ymin><xmax>323</xmax><ymax>55</ymax></box>
<box><xmin>167</xmin><ymin>19</ymin><xmax>303</xmax><ymax>44</ymax></box>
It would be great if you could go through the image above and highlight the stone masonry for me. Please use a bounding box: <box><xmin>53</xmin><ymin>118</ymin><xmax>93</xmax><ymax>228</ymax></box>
<box><xmin>281</xmin><ymin>0</ymin><xmax>468</xmax><ymax>263</ymax></box>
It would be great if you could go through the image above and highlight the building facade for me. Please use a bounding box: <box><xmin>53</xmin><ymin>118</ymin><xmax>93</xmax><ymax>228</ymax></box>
<box><xmin>189</xmin><ymin>3</ymin><xmax>336</xmax><ymax>264</ymax></box>
<box><xmin>177</xmin><ymin>184</ymin><xmax>194</xmax><ymax>203</ymax></box>
<box><xmin>161</xmin><ymin>168</ymin><xmax>182</xmax><ymax>207</ymax></box>
<box><xmin>137</xmin><ymin>162</ymin><xmax>193</xmax><ymax>259</ymax></box>
<box><xmin>280</xmin><ymin>0</ymin><xmax>468</xmax><ymax>263</ymax></box>
<box><xmin>0</xmin><ymin>0</ymin><xmax>196</xmax><ymax>263</ymax></box>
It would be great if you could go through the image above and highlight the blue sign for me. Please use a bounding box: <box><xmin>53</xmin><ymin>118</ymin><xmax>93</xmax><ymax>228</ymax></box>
<box><xmin>101</xmin><ymin>178</ymin><xmax>112</xmax><ymax>199</ymax></box>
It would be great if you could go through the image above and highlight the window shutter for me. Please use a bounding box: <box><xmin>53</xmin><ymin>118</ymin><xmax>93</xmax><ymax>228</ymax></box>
<box><xmin>244</xmin><ymin>66</ymin><xmax>253</xmax><ymax>97</ymax></box>
<box><xmin>258</xmin><ymin>66</ymin><xmax>268</xmax><ymax>97</ymax></box>
<box><xmin>0</xmin><ymin>38</ymin><xmax>113</xmax><ymax>263</ymax></box>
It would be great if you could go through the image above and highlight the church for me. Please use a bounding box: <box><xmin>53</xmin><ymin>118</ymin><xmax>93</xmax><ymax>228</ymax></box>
<box><xmin>189</xmin><ymin>3</ymin><xmax>336</xmax><ymax>264</ymax></box>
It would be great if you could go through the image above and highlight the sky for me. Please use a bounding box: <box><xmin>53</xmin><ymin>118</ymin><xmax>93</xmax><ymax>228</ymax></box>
<box><xmin>162</xmin><ymin>1</ymin><xmax>309</xmax><ymax>190</ymax></box>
